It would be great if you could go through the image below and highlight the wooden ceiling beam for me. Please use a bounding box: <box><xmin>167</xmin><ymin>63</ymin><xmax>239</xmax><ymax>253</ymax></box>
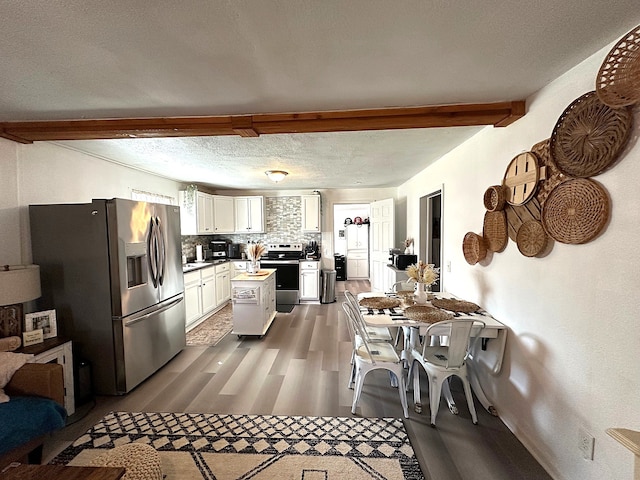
<box><xmin>0</xmin><ymin>100</ymin><xmax>525</xmax><ymax>144</ymax></box>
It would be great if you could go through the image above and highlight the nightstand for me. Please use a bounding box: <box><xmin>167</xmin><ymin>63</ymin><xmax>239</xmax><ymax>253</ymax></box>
<box><xmin>16</xmin><ymin>337</ymin><xmax>75</xmax><ymax>415</ymax></box>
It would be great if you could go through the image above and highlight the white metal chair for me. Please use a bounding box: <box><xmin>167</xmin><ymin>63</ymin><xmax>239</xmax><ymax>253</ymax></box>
<box><xmin>344</xmin><ymin>290</ymin><xmax>394</xmax><ymax>344</ymax></box>
<box><xmin>390</xmin><ymin>281</ymin><xmax>415</xmax><ymax>349</ymax></box>
<box><xmin>342</xmin><ymin>302</ymin><xmax>409</xmax><ymax>418</ymax></box>
<box><xmin>409</xmin><ymin>318</ymin><xmax>485</xmax><ymax>427</ymax></box>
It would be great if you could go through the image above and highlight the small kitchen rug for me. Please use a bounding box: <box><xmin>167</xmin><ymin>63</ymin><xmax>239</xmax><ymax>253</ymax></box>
<box><xmin>186</xmin><ymin>304</ymin><xmax>233</xmax><ymax>346</ymax></box>
<box><xmin>50</xmin><ymin>411</ymin><xmax>424</xmax><ymax>479</ymax></box>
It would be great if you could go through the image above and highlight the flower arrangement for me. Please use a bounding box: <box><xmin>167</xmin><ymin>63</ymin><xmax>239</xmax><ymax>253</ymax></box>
<box><xmin>403</xmin><ymin>237</ymin><xmax>414</xmax><ymax>254</ymax></box>
<box><xmin>406</xmin><ymin>261</ymin><xmax>439</xmax><ymax>286</ymax></box>
<box><xmin>246</xmin><ymin>242</ymin><xmax>266</xmax><ymax>261</ymax></box>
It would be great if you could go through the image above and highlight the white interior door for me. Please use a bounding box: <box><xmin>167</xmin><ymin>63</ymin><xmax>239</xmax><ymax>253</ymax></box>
<box><xmin>369</xmin><ymin>198</ymin><xmax>395</xmax><ymax>292</ymax></box>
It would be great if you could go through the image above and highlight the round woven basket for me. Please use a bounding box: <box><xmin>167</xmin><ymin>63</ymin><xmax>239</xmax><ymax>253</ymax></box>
<box><xmin>541</xmin><ymin>179</ymin><xmax>610</xmax><ymax>244</ymax></box>
<box><xmin>550</xmin><ymin>91</ymin><xmax>632</xmax><ymax>178</ymax></box>
<box><xmin>431</xmin><ymin>298</ymin><xmax>480</xmax><ymax>313</ymax></box>
<box><xmin>516</xmin><ymin>220</ymin><xmax>548</xmax><ymax>257</ymax></box>
<box><xmin>462</xmin><ymin>232</ymin><xmax>487</xmax><ymax>265</ymax></box>
<box><xmin>503</xmin><ymin>152</ymin><xmax>540</xmax><ymax>206</ymax></box>
<box><xmin>483</xmin><ymin>185</ymin><xmax>506</xmax><ymax>212</ymax></box>
<box><xmin>358</xmin><ymin>297</ymin><xmax>401</xmax><ymax>309</ymax></box>
<box><xmin>404</xmin><ymin>305</ymin><xmax>453</xmax><ymax>324</ymax></box>
<box><xmin>483</xmin><ymin>210</ymin><xmax>507</xmax><ymax>252</ymax></box>
<box><xmin>596</xmin><ymin>24</ymin><xmax>640</xmax><ymax>107</ymax></box>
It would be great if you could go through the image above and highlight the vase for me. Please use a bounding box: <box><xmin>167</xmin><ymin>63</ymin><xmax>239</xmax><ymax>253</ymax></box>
<box><xmin>414</xmin><ymin>282</ymin><xmax>431</xmax><ymax>304</ymax></box>
<box><xmin>247</xmin><ymin>260</ymin><xmax>260</xmax><ymax>274</ymax></box>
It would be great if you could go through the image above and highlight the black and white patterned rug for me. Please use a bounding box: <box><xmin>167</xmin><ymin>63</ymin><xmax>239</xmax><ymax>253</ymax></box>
<box><xmin>52</xmin><ymin>411</ymin><xmax>424</xmax><ymax>479</ymax></box>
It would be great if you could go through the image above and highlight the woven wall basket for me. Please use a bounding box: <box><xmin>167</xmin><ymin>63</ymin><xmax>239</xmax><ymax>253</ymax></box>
<box><xmin>550</xmin><ymin>91</ymin><xmax>632</xmax><ymax>178</ymax></box>
<box><xmin>483</xmin><ymin>185</ymin><xmax>506</xmax><ymax>212</ymax></box>
<box><xmin>541</xmin><ymin>178</ymin><xmax>610</xmax><ymax>244</ymax></box>
<box><xmin>516</xmin><ymin>220</ymin><xmax>548</xmax><ymax>257</ymax></box>
<box><xmin>462</xmin><ymin>232</ymin><xmax>487</xmax><ymax>265</ymax></box>
<box><xmin>596</xmin><ymin>24</ymin><xmax>640</xmax><ymax>108</ymax></box>
<box><xmin>483</xmin><ymin>210</ymin><xmax>507</xmax><ymax>252</ymax></box>
<box><xmin>532</xmin><ymin>138</ymin><xmax>567</xmax><ymax>206</ymax></box>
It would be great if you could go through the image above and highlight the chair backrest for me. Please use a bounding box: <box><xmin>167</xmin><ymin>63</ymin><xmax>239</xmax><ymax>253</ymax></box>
<box><xmin>342</xmin><ymin>302</ymin><xmax>378</xmax><ymax>364</ymax></box>
<box><xmin>424</xmin><ymin>319</ymin><xmax>486</xmax><ymax>368</ymax></box>
<box><xmin>341</xmin><ymin>302</ymin><xmax>358</xmax><ymax>345</ymax></box>
<box><xmin>344</xmin><ymin>290</ymin><xmax>359</xmax><ymax>310</ymax></box>
<box><xmin>391</xmin><ymin>280</ymin><xmax>414</xmax><ymax>292</ymax></box>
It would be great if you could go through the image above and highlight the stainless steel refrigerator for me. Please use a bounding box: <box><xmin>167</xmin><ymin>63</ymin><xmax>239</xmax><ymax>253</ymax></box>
<box><xmin>30</xmin><ymin>198</ymin><xmax>186</xmax><ymax>395</ymax></box>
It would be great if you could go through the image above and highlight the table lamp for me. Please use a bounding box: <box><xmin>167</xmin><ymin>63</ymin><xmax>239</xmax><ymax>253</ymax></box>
<box><xmin>0</xmin><ymin>264</ymin><xmax>41</xmax><ymax>337</ymax></box>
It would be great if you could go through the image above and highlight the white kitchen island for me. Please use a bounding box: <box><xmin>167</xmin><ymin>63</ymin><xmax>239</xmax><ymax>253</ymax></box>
<box><xmin>231</xmin><ymin>268</ymin><xmax>277</xmax><ymax>337</ymax></box>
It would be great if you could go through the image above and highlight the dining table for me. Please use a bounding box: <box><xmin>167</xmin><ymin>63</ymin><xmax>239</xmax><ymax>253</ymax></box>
<box><xmin>357</xmin><ymin>291</ymin><xmax>507</xmax><ymax>417</ymax></box>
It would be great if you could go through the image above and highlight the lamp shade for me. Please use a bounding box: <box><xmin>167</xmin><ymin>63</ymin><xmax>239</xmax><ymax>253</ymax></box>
<box><xmin>265</xmin><ymin>170</ymin><xmax>288</xmax><ymax>182</ymax></box>
<box><xmin>0</xmin><ymin>265</ymin><xmax>41</xmax><ymax>305</ymax></box>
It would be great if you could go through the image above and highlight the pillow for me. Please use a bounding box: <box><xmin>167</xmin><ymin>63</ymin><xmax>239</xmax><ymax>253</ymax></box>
<box><xmin>0</xmin><ymin>336</ymin><xmax>21</xmax><ymax>352</ymax></box>
<box><xmin>0</xmin><ymin>352</ymin><xmax>34</xmax><ymax>403</ymax></box>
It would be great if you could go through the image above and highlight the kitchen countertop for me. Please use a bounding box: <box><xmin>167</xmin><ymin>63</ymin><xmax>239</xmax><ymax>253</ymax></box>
<box><xmin>182</xmin><ymin>258</ymin><xmax>230</xmax><ymax>273</ymax></box>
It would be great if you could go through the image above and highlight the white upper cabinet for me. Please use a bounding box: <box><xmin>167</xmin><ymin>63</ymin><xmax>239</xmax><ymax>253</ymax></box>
<box><xmin>301</xmin><ymin>194</ymin><xmax>321</xmax><ymax>232</ymax></box>
<box><xmin>213</xmin><ymin>195</ymin><xmax>235</xmax><ymax>233</ymax></box>
<box><xmin>346</xmin><ymin>224</ymin><xmax>369</xmax><ymax>250</ymax></box>
<box><xmin>180</xmin><ymin>189</ymin><xmax>215</xmax><ymax>235</ymax></box>
<box><xmin>234</xmin><ymin>196</ymin><xmax>264</xmax><ymax>233</ymax></box>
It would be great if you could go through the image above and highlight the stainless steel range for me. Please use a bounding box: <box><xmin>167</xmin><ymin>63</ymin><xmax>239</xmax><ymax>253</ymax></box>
<box><xmin>261</xmin><ymin>243</ymin><xmax>303</xmax><ymax>312</ymax></box>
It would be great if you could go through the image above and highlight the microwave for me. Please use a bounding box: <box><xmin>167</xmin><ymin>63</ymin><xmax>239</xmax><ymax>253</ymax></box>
<box><xmin>393</xmin><ymin>254</ymin><xmax>417</xmax><ymax>270</ymax></box>
<box><xmin>210</xmin><ymin>240</ymin><xmax>227</xmax><ymax>257</ymax></box>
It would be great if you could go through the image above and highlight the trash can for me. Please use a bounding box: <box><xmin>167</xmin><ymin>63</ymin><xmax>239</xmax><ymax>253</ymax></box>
<box><xmin>334</xmin><ymin>254</ymin><xmax>346</xmax><ymax>281</ymax></box>
<box><xmin>321</xmin><ymin>269</ymin><xmax>337</xmax><ymax>303</ymax></box>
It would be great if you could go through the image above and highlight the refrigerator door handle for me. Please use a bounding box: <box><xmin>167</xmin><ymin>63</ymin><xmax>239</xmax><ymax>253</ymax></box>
<box><xmin>156</xmin><ymin>217</ymin><xmax>166</xmax><ymax>286</ymax></box>
<box><xmin>147</xmin><ymin>217</ymin><xmax>159</xmax><ymax>287</ymax></box>
<box><xmin>123</xmin><ymin>296</ymin><xmax>184</xmax><ymax>327</ymax></box>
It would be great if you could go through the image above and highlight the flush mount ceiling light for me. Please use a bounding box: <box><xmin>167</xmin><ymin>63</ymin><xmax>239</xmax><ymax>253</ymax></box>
<box><xmin>265</xmin><ymin>170</ymin><xmax>288</xmax><ymax>183</ymax></box>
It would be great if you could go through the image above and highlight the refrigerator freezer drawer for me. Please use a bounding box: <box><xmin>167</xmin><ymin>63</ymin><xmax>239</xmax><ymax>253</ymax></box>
<box><xmin>114</xmin><ymin>294</ymin><xmax>186</xmax><ymax>394</ymax></box>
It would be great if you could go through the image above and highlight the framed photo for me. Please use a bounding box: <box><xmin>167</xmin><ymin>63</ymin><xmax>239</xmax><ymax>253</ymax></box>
<box><xmin>24</xmin><ymin>309</ymin><xmax>57</xmax><ymax>339</ymax></box>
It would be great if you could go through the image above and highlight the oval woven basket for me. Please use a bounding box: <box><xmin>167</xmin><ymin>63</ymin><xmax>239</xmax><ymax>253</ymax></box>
<box><xmin>550</xmin><ymin>91</ymin><xmax>632</xmax><ymax>178</ymax></box>
<box><xmin>516</xmin><ymin>220</ymin><xmax>548</xmax><ymax>257</ymax></box>
<box><xmin>483</xmin><ymin>185</ymin><xmax>506</xmax><ymax>211</ymax></box>
<box><xmin>541</xmin><ymin>179</ymin><xmax>610</xmax><ymax>244</ymax></box>
<box><xmin>596</xmin><ymin>24</ymin><xmax>640</xmax><ymax>107</ymax></box>
<box><xmin>462</xmin><ymin>232</ymin><xmax>487</xmax><ymax>265</ymax></box>
<box><xmin>483</xmin><ymin>210</ymin><xmax>507</xmax><ymax>252</ymax></box>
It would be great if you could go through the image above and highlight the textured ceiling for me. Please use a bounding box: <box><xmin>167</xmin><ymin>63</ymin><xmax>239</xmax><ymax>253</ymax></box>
<box><xmin>2</xmin><ymin>1</ymin><xmax>639</xmax><ymax>189</ymax></box>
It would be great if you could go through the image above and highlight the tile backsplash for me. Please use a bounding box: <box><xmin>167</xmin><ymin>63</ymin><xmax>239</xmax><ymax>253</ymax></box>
<box><xmin>182</xmin><ymin>196</ymin><xmax>321</xmax><ymax>260</ymax></box>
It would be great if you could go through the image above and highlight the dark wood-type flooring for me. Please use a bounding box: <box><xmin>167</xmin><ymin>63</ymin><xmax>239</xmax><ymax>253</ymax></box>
<box><xmin>43</xmin><ymin>280</ymin><xmax>551</xmax><ymax>479</ymax></box>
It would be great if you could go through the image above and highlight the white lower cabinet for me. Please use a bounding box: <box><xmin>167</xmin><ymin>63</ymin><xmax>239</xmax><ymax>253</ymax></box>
<box><xmin>347</xmin><ymin>251</ymin><xmax>369</xmax><ymax>279</ymax></box>
<box><xmin>299</xmin><ymin>260</ymin><xmax>320</xmax><ymax>301</ymax></box>
<box><xmin>184</xmin><ymin>262</ymin><xmax>231</xmax><ymax>331</ymax></box>
<box><xmin>231</xmin><ymin>270</ymin><xmax>277</xmax><ymax>336</ymax></box>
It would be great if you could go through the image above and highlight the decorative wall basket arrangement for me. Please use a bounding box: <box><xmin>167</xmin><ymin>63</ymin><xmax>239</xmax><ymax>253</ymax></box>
<box><xmin>541</xmin><ymin>178</ymin><xmax>610</xmax><ymax>244</ymax></box>
<box><xmin>550</xmin><ymin>91</ymin><xmax>632</xmax><ymax>178</ymax></box>
<box><xmin>596</xmin><ymin>24</ymin><xmax>640</xmax><ymax>108</ymax></box>
<box><xmin>462</xmin><ymin>24</ymin><xmax>637</xmax><ymax>265</ymax></box>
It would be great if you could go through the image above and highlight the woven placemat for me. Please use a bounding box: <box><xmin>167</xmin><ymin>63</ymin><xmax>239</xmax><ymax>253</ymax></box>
<box><xmin>395</xmin><ymin>290</ymin><xmax>415</xmax><ymax>298</ymax></box>
<box><xmin>596</xmin><ymin>24</ymin><xmax>640</xmax><ymax>107</ymax></box>
<box><xmin>483</xmin><ymin>210</ymin><xmax>507</xmax><ymax>252</ymax></box>
<box><xmin>404</xmin><ymin>305</ymin><xmax>453</xmax><ymax>324</ymax></box>
<box><xmin>358</xmin><ymin>297</ymin><xmax>401</xmax><ymax>309</ymax></box>
<box><xmin>430</xmin><ymin>298</ymin><xmax>480</xmax><ymax>313</ymax></box>
<box><xmin>542</xmin><ymin>178</ymin><xmax>610</xmax><ymax>244</ymax></box>
<box><xmin>516</xmin><ymin>220</ymin><xmax>548</xmax><ymax>257</ymax></box>
<box><xmin>550</xmin><ymin>91</ymin><xmax>632</xmax><ymax>178</ymax></box>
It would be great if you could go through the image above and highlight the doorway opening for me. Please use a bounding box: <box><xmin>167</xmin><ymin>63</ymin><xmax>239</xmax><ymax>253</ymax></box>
<box><xmin>419</xmin><ymin>190</ymin><xmax>442</xmax><ymax>292</ymax></box>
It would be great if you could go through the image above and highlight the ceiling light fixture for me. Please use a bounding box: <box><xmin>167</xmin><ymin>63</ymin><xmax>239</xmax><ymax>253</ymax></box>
<box><xmin>265</xmin><ymin>170</ymin><xmax>288</xmax><ymax>183</ymax></box>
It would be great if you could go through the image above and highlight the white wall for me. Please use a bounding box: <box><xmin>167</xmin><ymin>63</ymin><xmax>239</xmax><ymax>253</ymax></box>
<box><xmin>399</xmin><ymin>43</ymin><xmax>640</xmax><ymax>480</ymax></box>
<box><xmin>0</xmin><ymin>141</ymin><xmax>182</xmax><ymax>264</ymax></box>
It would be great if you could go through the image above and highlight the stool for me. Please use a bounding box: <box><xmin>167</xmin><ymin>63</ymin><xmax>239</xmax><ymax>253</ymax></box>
<box><xmin>89</xmin><ymin>443</ymin><xmax>162</xmax><ymax>480</ymax></box>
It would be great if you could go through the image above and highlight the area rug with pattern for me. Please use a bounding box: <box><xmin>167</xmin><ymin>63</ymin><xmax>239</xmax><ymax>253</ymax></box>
<box><xmin>186</xmin><ymin>303</ymin><xmax>233</xmax><ymax>346</ymax></box>
<box><xmin>51</xmin><ymin>411</ymin><xmax>424</xmax><ymax>479</ymax></box>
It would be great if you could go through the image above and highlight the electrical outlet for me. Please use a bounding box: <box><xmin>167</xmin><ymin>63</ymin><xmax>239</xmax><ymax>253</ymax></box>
<box><xmin>446</xmin><ymin>260</ymin><xmax>451</xmax><ymax>272</ymax></box>
<box><xmin>578</xmin><ymin>428</ymin><xmax>595</xmax><ymax>460</ymax></box>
